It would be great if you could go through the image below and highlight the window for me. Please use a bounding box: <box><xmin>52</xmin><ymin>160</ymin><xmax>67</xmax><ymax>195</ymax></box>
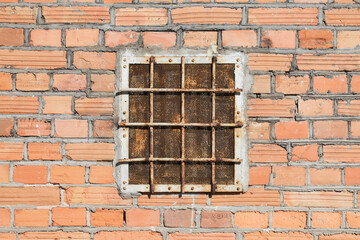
<box><xmin>116</xmin><ymin>52</ymin><xmax>248</xmax><ymax>195</ymax></box>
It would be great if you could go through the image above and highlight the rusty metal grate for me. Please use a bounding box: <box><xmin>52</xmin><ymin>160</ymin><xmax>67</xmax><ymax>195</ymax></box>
<box><xmin>117</xmin><ymin>55</ymin><xmax>247</xmax><ymax>194</ymax></box>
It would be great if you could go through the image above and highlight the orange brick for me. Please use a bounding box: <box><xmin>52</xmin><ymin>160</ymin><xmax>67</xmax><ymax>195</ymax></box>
<box><xmin>284</xmin><ymin>191</ymin><xmax>353</xmax><ymax>208</ymax></box>
<box><xmin>91</xmin><ymin>209</ymin><xmax>124</xmax><ymax>227</ymax></box>
<box><xmin>0</xmin><ymin>96</ymin><xmax>38</xmax><ymax>114</ymax></box>
<box><xmin>249</xmin><ymin>8</ymin><xmax>318</xmax><ymax>25</ymax></box>
<box><xmin>324</xmin><ymin>145</ymin><xmax>360</xmax><ymax>163</ymax></box>
<box><xmin>0</xmin><ymin>142</ymin><xmax>23</xmax><ymax>161</ymax></box>
<box><xmin>248</xmin><ymin>98</ymin><xmax>295</xmax><ymax>117</ymax></box>
<box><xmin>143</xmin><ymin>32</ymin><xmax>176</xmax><ymax>49</ymax></box>
<box><xmin>126</xmin><ymin>209</ymin><xmax>160</xmax><ymax>227</ymax></box>
<box><xmin>28</xmin><ymin>142</ymin><xmax>62</xmax><ymax>160</ymax></box>
<box><xmin>245</xmin><ymin>232</ymin><xmax>312</xmax><ymax>240</ymax></box>
<box><xmin>30</xmin><ymin>29</ymin><xmax>61</xmax><ymax>47</ymax></box>
<box><xmin>65</xmin><ymin>143</ymin><xmax>114</xmax><ymax>161</ymax></box>
<box><xmin>275</xmin><ymin>121</ymin><xmax>309</xmax><ymax>140</ymax></box>
<box><xmin>52</xmin><ymin>208</ymin><xmax>86</xmax><ymax>226</ymax></box>
<box><xmin>66</xmin><ymin>29</ymin><xmax>99</xmax><ymax>47</ymax></box>
<box><xmin>273</xmin><ymin>211</ymin><xmax>307</xmax><ymax>229</ymax></box>
<box><xmin>345</xmin><ymin>168</ymin><xmax>360</xmax><ymax>185</ymax></box>
<box><xmin>0</xmin><ymin>208</ymin><xmax>10</xmax><ymax>227</ymax></box>
<box><xmin>0</xmin><ymin>165</ymin><xmax>9</xmax><ymax>183</ymax></box>
<box><xmin>276</xmin><ymin>75</ymin><xmax>309</xmax><ymax>94</ymax></box>
<box><xmin>89</xmin><ymin>166</ymin><xmax>114</xmax><ymax>184</ymax></box>
<box><xmin>91</xmin><ymin>74</ymin><xmax>115</xmax><ymax>92</ymax></box>
<box><xmin>338</xmin><ymin>100</ymin><xmax>360</xmax><ymax>116</ymax></box>
<box><xmin>164</xmin><ymin>210</ymin><xmax>195</xmax><ymax>228</ymax></box>
<box><xmin>351</xmin><ymin>121</ymin><xmax>360</xmax><ymax>137</ymax></box>
<box><xmin>299</xmin><ymin>29</ymin><xmax>334</xmax><ymax>49</ymax></box>
<box><xmin>346</xmin><ymin>212</ymin><xmax>360</xmax><ymax>228</ymax></box>
<box><xmin>169</xmin><ymin>233</ymin><xmax>235</xmax><ymax>240</ymax></box>
<box><xmin>310</xmin><ymin>168</ymin><xmax>341</xmax><ymax>185</ymax></box>
<box><xmin>14</xmin><ymin>209</ymin><xmax>49</xmax><ymax>227</ymax></box>
<box><xmin>299</xmin><ymin>99</ymin><xmax>334</xmax><ymax>116</ymax></box>
<box><xmin>172</xmin><ymin>7</ymin><xmax>242</xmax><ymax>25</ymax></box>
<box><xmin>314</xmin><ymin>75</ymin><xmax>347</xmax><ymax>94</ymax></box>
<box><xmin>50</xmin><ymin>165</ymin><xmax>85</xmax><ymax>184</ymax></box>
<box><xmin>248</xmin><ymin>53</ymin><xmax>293</xmax><ymax>71</ymax></box>
<box><xmin>73</xmin><ymin>52</ymin><xmax>116</xmax><ymax>70</ymax></box>
<box><xmin>183</xmin><ymin>31</ymin><xmax>217</xmax><ymax>48</ymax></box>
<box><xmin>0</xmin><ymin>7</ymin><xmax>37</xmax><ymax>24</ymax></box>
<box><xmin>13</xmin><ymin>165</ymin><xmax>47</xmax><ymax>184</ymax></box>
<box><xmin>138</xmin><ymin>194</ymin><xmax>207</xmax><ymax>206</ymax></box>
<box><xmin>19</xmin><ymin>232</ymin><xmax>89</xmax><ymax>240</ymax></box>
<box><xmin>54</xmin><ymin>119</ymin><xmax>88</xmax><ymax>138</ymax></box>
<box><xmin>103</xmin><ymin>0</ymin><xmax>131</xmax><ymax>3</ymax></box>
<box><xmin>298</xmin><ymin>54</ymin><xmax>360</xmax><ymax>71</ymax></box>
<box><xmin>314</xmin><ymin>121</ymin><xmax>348</xmax><ymax>139</ymax></box>
<box><xmin>93</xmin><ymin>120</ymin><xmax>113</xmax><ymax>138</ymax></box>
<box><xmin>272</xmin><ymin>166</ymin><xmax>306</xmax><ymax>186</ymax></box>
<box><xmin>0</xmin><ymin>187</ymin><xmax>60</xmax><ymax>205</ymax></box>
<box><xmin>325</xmin><ymin>9</ymin><xmax>360</xmax><ymax>26</ymax></box>
<box><xmin>222</xmin><ymin>30</ymin><xmax>257</xmax><ymax>48</ymax></box>
<box><xmin>252</xmin><ymin>75</ymin><xmax>271</xmax><ymax>94</ymax></box>
<box><xmin>17</xmin><ymin>119</ymin><xmax>51</xmax><ymax>136</ymax></box>
<box><xmin>312</xmin><ymin>212</ymin><xmax>341</xmax><ymax>228</ymax></box>
<box><xmin>352</xmin><ymin>75</ymin><xmax>360</xmax><ymax>93</ymax></box>
<box><xmin>0</xmin><ymin>119</ymin><xmax>14</xmax><ymax>136</ymax></box>
<box><xmin>0</xmin><ymin>28</ymin><xmax>23</xmax><ymax>46</ymax></box>
<box><xmin>43</xmin><ymin>7</ymin><xmax>110</xmax><ymax>24</ymax></box>
<box><xmin>249</xmin><ymin>144</ymin><xmax>287</xmax><ymax>163</ymax></box>
<box><xmin>115</xmin><ymin>8</ymin><xmax>167</xmax><ymax>26</ymax></box>
<box><xmin>249</xmin><ymin>166</ymin><xmax>271</xmax><ymax>185</ymax></box>
<box><xmin>292</xmin><ymin>144</ymin><xmax>318</xmax><ymax>162</ymax></box>
<box><xmin>94</xmin><ymin>231</ymin><xmax>161</xmax><ymax>240</ymax></box>
<box><xmin>42</xmin><ymin>96</ymin><xmax>72</xmax><ymax>115</ymax></box>
<box><xmin>338</xmin><ymin>31</ymin><xmax>360</xmax><ymax>49</ymax></box>
<box><xmin>262</xmin><ymin>30</ymin><xmax>296</xmax><ymax>49</ymax></box>
<box><xmin>75</xmin><ymin>98</ymin><xmax>113</xmax><ymax>116</ymax></box>
<box><xmin>201</xmin><ymin>211</ymin><xmax>232</xmax><ymax>228</ymax></box>
<box><xmin>248</xmin><ymin>122</ymin><xmax>270</xmax><ymax>140</ymax></box>
<box><xmin>16</xmin><ymin>73</ymin><xmax>49</xmax><ymax>91</ymax></box>
<box><xmin>234</xmin><ymin>211</ymin><xmax>268</xmax><ymax>228</ymax></box>
<box><xmin>0</xmin><ymin>72</ymin><xmax>12</xmax><ymax>91</ymax></box>
<box><xmin>65</xmin><ymin>187</ymin><xmax>131</xmax><ymax>205</ymax></box>
<box><xmin>105</xmin><ymin>31</ymin><xmax>140</xmax><ymax>47</ymax></box>
<box><xmin>53</xmin><ymin>74</ymin><xmax>86</xmax><ymax>91</ymax></box>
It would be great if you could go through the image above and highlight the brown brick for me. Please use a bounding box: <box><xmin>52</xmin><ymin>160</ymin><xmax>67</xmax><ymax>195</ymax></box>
<box><xmin>275</xmin><ymin>121</ymin><xmax>309</xmax><ymax>139</ymax></box>
<box><xmin>17</xmin><ymin>119</ymin><xmax>51</xmax><ymax>136</ymax></box>
<box><xmin>310</xmin><ymin>168</ymin><xmax>342</xmax><ymax>185</ymax></box>
<box><xmin>248</xmin><ymin>53</ymin><xmax>293</xmax><ymax>71</ymax></box>
<box><xmin>261</xmin><ymin>30</ymin><xmax>296</xmax><ymax>48</ymax></box>
<box><xmin>292</xmin><ymin>144</ymin><xmax>319</xmax><ymax>162</ymax></box>
<box><xmin>248</xmin><ymin>8</ymin><xmax>318</xmax><ymax>25</ymax></box>
<box><xmin>50</xmin><ymin>165</ymin><xmax>85</xmax><ymax>184</ymax></box>
<box><xmin>0</xmin><ymin>72</ymin><xmax>12</xmax><ymax>91</ymax></box>
<box><xmin>248</xmin><ymin>122</ymin><xmax>270</xmax><ymax>140</ymax></box>
<box><xmin>251</xmin><ymin>75</ymin><xmax>271</xmax><ymax>93</ymax></box>
<box><xmin>0</xmin><ymin>208</ymin><xmax>10</xmax><ymax>227</ymax></box>
<box><xmin>73</xmin><ymin>52</ymin><xmax>115</xmax><ymax>70</ymax></box>
<box><xmin>284</xmin><ymin>191</ymin><xmax>353</xmax><ymax>208</ymax></box>
<box><xmin>0</xmin><ymin>28</ymin><xmax>24</xmax><ymax>46</ymax></box>
<box><xmin>15</xmin><ymin>209</ymin><xmax>49</xmax><ymax>227</ymax></box>
<box><xmin>0</xmin><ymin>187</ymin><xmax>60</xmax><ymax>205</ymax></box>
<box><xmin>0</xmin><ymin>142</ymin><xmax>23</xmax><ymax>161</ymax></box>
<box><xmin>143</xmin><ymin>32</ymin><xmax>176</xmax><ymax>49</ymax></box>
<box><xmin>249</xmin><ymin>166</ymin><xmax>271</xmax><ymax>185</ymax></box>
<box><xmin>164</xmin><ymin>210</ymin><xmax>195</xmax><ymax>228</ymax></box>
<box><xmin>91</xmin><ymin>209</ymin><xmax>124</xmax><ymax>227</ymax></box>
<box><xmin>247</xmin><ymin>98</ymin><xmax>295</xmax><ymax>117</ymax></box>
<box><xmin>115</xmin><ymin>8</ymin><xmax>167</xmax><ymax>26</ymax></box>
<box><xmin>0</xmin><ymin>7</ymin><xmax>37</xmax><ymax>24</ymax></box>
<box><xmin>91</xmin><ymin>74</ymin><xmax>115</xmax><ymax>92</ymax></box>
<box><xmin>0</xmin><ymin>165</ymin><xmax>9</xmax><ymax>183</ymax></box>
<box><xmin>30</xmin><ymin>29</ymin><xmax>61</xmax><ymax>47</ymax></box>
<box><xmin>272</xmin><ymin>166</ymin><xmax>306</xmax><ymax>186</ymax></box>
<box><xmin>297</xmin><ymin>54</ymin><xmax>360</xmax><ymax>71</ymax></box>
<box><xmin>75</xmin><ymin>98</ymin><xmax>113</xmax><ymax>116</ymax></box>
<box><xmin>0</xmin><ymin>96</ymin><xmax>38</xmax><ymax>114</ymax></box>
<box><xmin>54</xmin><ymin>119</ymin><xmax>88</xmax><ymax>138</ymax></box>
<box><xmin>273</xmin><ymin>211</ymin><xmax>307</xmax><ymax>229</ymax></box>
<box><xmin>13</xmin><ymin>165</ymin><xmax>47</xmax><ymax>184</ymax></box>
<box><xmin>299</xmin><ymin>29</ymin><xmax>334</xmax><ymax>49</ymax></box>
<box><xmin>42</xmin><ymin>96</ymin><xmax>72</xmax><ymax>115</ymax></box>
<box><xmin>234</xmin><ymin>212</ymin><xmax>268</xmax><ymax>228</ymax></box>
<box><xmin>105</xmin><ymin>31</ymin><xmax>139</xmax><ymax>47</ymax></box>
<box><xmin>314</xmin><ymin>121</ymin><xmax>348</xmax><ymax>139</ymax></box>
<box><xmin>52</xmin><ymin>208</ymin><xmax>86</xmax><ymax>226</ymax></box>
<box><xmin>201</xmin><ymin>211</ymin><xmax>232</xmax><ymax>228</ymax></box>
<box><xmin>126</xmin><ymin>209</ymin><xmax>160</xmax><ymax>227</ymax></box>
<box><xmin>222</xmin><ymin>30</ymin><xmax>257</xmax><ymax>48</ymax></box>
<box><xmin>89</xmin><ymin>166</ymin><xmax>114</xmax><ymax>184</ymax></box>
<box><xmin>312</xmin><ymin>212</ymin><xmax>341</xmax><ymax>228</ymax></box>
<box><xmin>169</xmin><ymin>233</ymin><xmax>235</xmax><ymax>240</ymax></box>
<box><xmin>43</xmin><ymin>7</ymin><xmax>110</xmax><ymax>23</ymax></box>
<box><xmin>249</xmin><ymin>144</ymin><xmax>287</xmax><ymax>163</ymax></box>
<box><xmin>172</xmin><ymin>7</ymin><xmax>242</xmax><ymax>24</ymax></box>
<box><xmin>275</xmin><ymin>75</ymin><xmax>309</xmax><ymax>94</ymax></box>
<box><xmin>66</xmin><ymin>29</ymin><xmax>99</xmax><ymax>47</ymax></box>
<box><xmin>94</xmin><ymin>231</ymin><xmax>161</xmax><ymax>240</ymax></box>
<box><xmin>325</xmin><ymin>9</ymin><xmax>360</xmax><ymax>26</ymax></box>
<box><xmin>28</xmin><ymin>142</ymin><xmax>62</xmax><ymax>160</ymax></box>
<box><xmin>183</xmin><ymin>31</ymin><xmax>217</xmax><ymax>48</ymax></box>
<box><xmin>0</xmin><ymin>119</ymin><xmax>14</xmax><ymax>136</ymax></box>
<box><xmin>53</xmin><ymin>74</ymin><xmax>86</xmax><ymax>91</ymax></box>
<box><xmin>338</xmin><ymin>100</ymin><xmax>360</xmax><ymax>116</ymax></box>
<box><xmin>19</xmin><ymin>232</ymin><xmax>89</xmax><ymax>240</ymax></box>
<box><xmin>314</xmin><ymin>75</ymin><xmax>347</xmax><ymax>93</ymax></box>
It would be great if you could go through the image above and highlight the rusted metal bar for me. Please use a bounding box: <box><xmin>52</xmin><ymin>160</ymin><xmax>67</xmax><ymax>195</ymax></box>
<box><xmin>211</xmin><ymin>56</ymin><xmax>217</xmax><ymax>194</ymax></box>
<box><xmin>181</xmin><ymin>56</ymin><xmax>185</xmax><ymax>194</ymax></box>
<box><xmin>118</xmin><ymin>157</ymin><xmax>242</xmax><ymax>163</ymax></box>
<box><xmin>117</xmin><ymin>88</ymin><xmax>242</xmax><ymax>93</ymax></box>
<box><xmin>119</xmin><ymin>122</ymin><xmax>244</xmax><ymax>128</ymax></box>
<box><xmin>149</xmin><ymin>56</ymin><xmax>155</xmax><ymax>194</ymax></box>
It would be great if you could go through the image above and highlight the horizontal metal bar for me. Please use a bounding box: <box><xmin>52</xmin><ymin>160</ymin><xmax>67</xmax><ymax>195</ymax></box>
<box><xmin>119</xmin><ymin>121</ymin><xmax>244</xmax><ymax>128</ymax></box>
<box><xmin>118</xmin><ymin>157</ymin><xmax>242</xmax><ymax>163</ymax></box>
<box><xmin>116</xmin><ymin>88</ymin><xmax>242</xmax><ymax>93</ymax></box>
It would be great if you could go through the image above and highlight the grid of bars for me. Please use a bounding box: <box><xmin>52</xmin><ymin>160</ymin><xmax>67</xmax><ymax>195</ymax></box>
<box><xmin>118</xmin><ymin>56</ymin><xmax>244</xmax><ymax>193</ymax></box>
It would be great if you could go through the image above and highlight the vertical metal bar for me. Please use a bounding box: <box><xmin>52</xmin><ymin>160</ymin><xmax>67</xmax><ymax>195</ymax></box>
<box><xmin>181</xmin><ymin>56</ymin><xmax>186</xmax><ymax>193</ymax></box>
<box><xmin>149</xmin><ymin>56</ymin><xmax>155</xmax><ymax>193</ymax></box>
<box><xmin>211</xmin><ymin>56</ymin><xmax>217</xmax><ymax>194</ymax></box>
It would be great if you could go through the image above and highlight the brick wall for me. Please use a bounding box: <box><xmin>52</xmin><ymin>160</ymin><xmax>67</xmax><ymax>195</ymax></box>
<box><xmin>0</xmin><ymin>0</ymin><xmax>360</xmax><ymax>239</ymax></box>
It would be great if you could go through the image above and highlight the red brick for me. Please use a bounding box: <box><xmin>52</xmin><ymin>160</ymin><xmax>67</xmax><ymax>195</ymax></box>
<box><xmin>94</xmin><ymin>231</ymin><xmax>161</xmax><ymax>240</ymax></box>
<box><xmin>272</xmin><ymin>166</ymin><xmax>306</xmax><ymax>186</ymax></box>
<box><xmin>0</xmin><ymin>7</ymin><xmax>37</xmax><ymax>24</ymax></box>
<box><xmin>0</xmin><ymin>142</ymin><xmax>23</xmax><ymax>161</ymax></box>
<box><xmin>52</xmin><ymin>208</ymin><xmax>86</xmax><ymax>226</ymax></box>
<box><xmin>262</xmin><ymin>30</ymin><xmax>296</xmax><ymax>48</ymax></box>
<box><xmin>43</xmin><ymin>7</ymin><xmax>110</xmax><ymax>24</ymax></box>
<box><xmin>54</xmin><ymin>119</ymin><xmax>88</xmax><ymax>138</ymax></box>
<box><xmin>53</xmin><ymin>74</ymin><xmax>86</xmax><ymax>91</ymax></box>
<box><xmin>351</xmin><ymin>121</ymin><xmax>360</xmax><ymax>137</ymax></box>
<box><xmin>325</xmin><ymin>9</ymin><xmax>360</xmax><ymax>26</ymax></box>
<box><xmin>0</xmin><ymin>119</ymin><xmax>13</xmax><ymax>137</ymax></box>
<box><xmin>28</xmin><ymin>142</ymin><xmax>61</xmax><ymax>161</ymax></box>
<box><xmin>19</xmin><ymin>232</ymin><xmax>90</xmax><ymax>240</ymax></box>
<box><xmin>16</xmin><ymin>73</ymin><xmax>49</xmax><ymax>91</ymax></box>
<box><xmin>249</xmin><ymin>166</ymin><xmax>271</xmax><ymax>185</ymax></box>
<box><xmin>172</xmin><ymin>7</ymin><xmax>242</xmax><ymax>25</ymax></box>
<box><xmin>310</xmin><ymin>168</ymin><xmax>341</xmax><ymax>185</ymax></box>
<box><xmin>276</xmin><ymin>75</ymin><xmax>309</xmax><ymax>94</ymax></box>
<box><xmin>222</xmin><ymin>30</ymin><xmax>257</xmax><ymax>48</ymax></box>
<box><xmin>314</xmin><ymin>75</ymin><xmax>347</xmax><ymax>94</ymax></box>
<box><xmin>248</xmin><ymin>98</ymin><xmax>295</xmax><ymax>117</ymax></box>
<box><xmin>138</xmin><ymin>194</ymin><xmax>207</xmax><ymax>206</ymax></box>
<box><xmin>105</xmin><ymin>31</ymin><xmax>139</xmax><ymax>47</ymax></box>
<box><xmin>115</xmin><ymin>8</ymin><xmax>167</xmax><ymax>26</ymax></box>
<box><xmin>50</xmin><ymin>165</ymin><xmax>85</xmax><ymax>184</ymax></box>
<box><xmin>75</xmin><ymin>98</ymin><xmax>113</xmax><ymax>116</ymax></box>
<box><xmin>126</xmin><ymin>209</ymin><xmax>160</xmax><ymax>227</ymax></box>
<box><xmin>292</xmin><ymin>144</ymin><xmax>319</xmax><ymax>162</ymax></box>
<box><xmin>234</xmin><ymin>211</ymin><xmax>268</xmax><ymax>228</ymax></box>
<box><xmin>0</xmin><ymin>72</ymin><xmax>12</xmax><ymax>91</ymax></box>
<box><xmin>273</xmin><ymin>211</ymin><xmax>307</xmax><ymax>229</ymax></box>
<box><xmin>89</xmin><ymin>166</ymin><xmax>114</xmax><ymax>184</ymax></box>
<box><xmin>91</xmin><ymin>209</ymin><xmax>124</xmax><ymax>227</ymax></box>
<box><xmin>352</xmin><ymin>75</ymin><xmax>360</xmax><ymax>93</ymax></box>
<box><xmin>91</xmin><ymin>74</ymin><xmax>115</xmax><ymax>92</ymax></box>
<box><xmin>275</xmin><ymin>121</ymin><xmax>309</xmax><ymax>140</ymax></box>
<box><xmin>42</xmin><ymin>96</ymin><xmax>72</xmax><ymax>115</ymax></box>
<box><xmin>245</xmin><ymin>232</ymin><xmax>312</xmax><ymax>240</ymax></box>
<box><xmin>338</xmin><ymin>100</ymin><xmax>360</xmax><ymax>116</ymax></box>
<box><xmin>17</xmin><ymin>119</ymin><xmax>51</xmax><ymax>136</ymax></box>
<box><xmin>15</xmin><ymin>209</ymin><xmax>49</xmax><ymax>227</ymax></box>
<box><xmin>0</xmin><ymin>187</ymin><xmax>60</xmax><ymax>205</ymax></box>
<box><xmin>249</xmin><ymin>8</ymin><xmax>318</xmax><ymax>25</ymax></box>
<box><xmin>248</xmin><ymin>122</ymin><xmax>270</xmax><ymax>140</ymax></box>
<box><xmin>0</xmin><ymin>165</ymin><xmax>9</xmax><ymax>183</ymax></box>
<box><xmin>13</xmin><ymin>165</ymin><xmax>47</xmax><ymax>184</ymax></box>
<box><xmin>93</xmin><ymin>120</ymin><xmax>113</xmax><ymax>138</ymax></box>
<box><xmin>249</xmin><ymin>144</ymin><xmax>287</xmax><ymax>163</ymax></box>
<box><xmin>183</xmin><ymin>31</ymin><xmax>217</xmax><ymax>48</ymax></box>
<box><xmin>284</xmin><ymin>191</ymin><xmax>353</xmax><ymax>208</ymax></box>
<box><xmin>0</xmin><ymin>96</ymin><xmax>38</xmax><ymax>114</ymax></box>
<box><xmin>0</xmin><ymin>28</ymin><xmax>23</xmax><ymax>46</ymax></box>
<box><xmin>299</xmin><ymin>99</ymin><xmax>333</xmax><ymax>116</ymax></box>
<box><xmin>314</xmin><ymin>121</ymin><xmax>348</xmax><ymax>139</ymax></box>
<box><xmin>248</xmin><ymin>53</ymin><xmax>293</xmax><ymax>71</ymax></box>
<box><xmin>169</xmin><ymin>233</ymin><xmax>235</xmax><ymax>240</ymax></box>
<box><xmin>0</xmin><ymin>208</ymin><xmax>10</xmax><ymax>226</ymax></box>
<box><xmin>201</xmin><ymin>211</ymin><xmax>232</xmax><ymax>228</ymax></box>
<box><xmin>164</xmin><ymin>210</ymin><xmax>195</xmax><ymax>228</ymax></box>
<box><xmin>298</xmin><ymin>54</ymin><xmax>360</xmax><ymax>71</ymax></box>
<box><xmin>66</xmin><ymin>29</ymin><xmax>99</xmax><ymax>47</ymax></box>
<box><xmin>65</xmin><ymin>143</ymin><xmax>114</xmax><ymax>161</ymax></box>
<box><xmin>30</xmin><ymin>29</ymin><xmax>61</xmax><ymax>47</ymax></box>
<box><xmin>252</xmin><ymin>75</ymin><xmax>271</xmax><ymax>94</ymax></box>
<box><xmin>143</xmin><ymin>32</ymin><xmax>176</xmax><ymax>49</ymax></box>
<box><xmin>346</xmin><ymin>212</ymin><xmax>360</xmax><ymax>228</ymax></box>
<box><xmin>73</xmin><ymin>52</ymin><xmax>116</xmax><ymax>70</ymax></box>
<box><xmin>312</xmin><ymin>212</ymin><xmax>341</xmax><ymax>228</ymax></box>
<box><xmin>299</xmin><ymin>29</ymin><xmax>334</xmax><ymax>49</ymax></box>
<box><xmin>324</xmin><ymin>145</ymin><xmax>360</xmax><ymax>163</ymax></box>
